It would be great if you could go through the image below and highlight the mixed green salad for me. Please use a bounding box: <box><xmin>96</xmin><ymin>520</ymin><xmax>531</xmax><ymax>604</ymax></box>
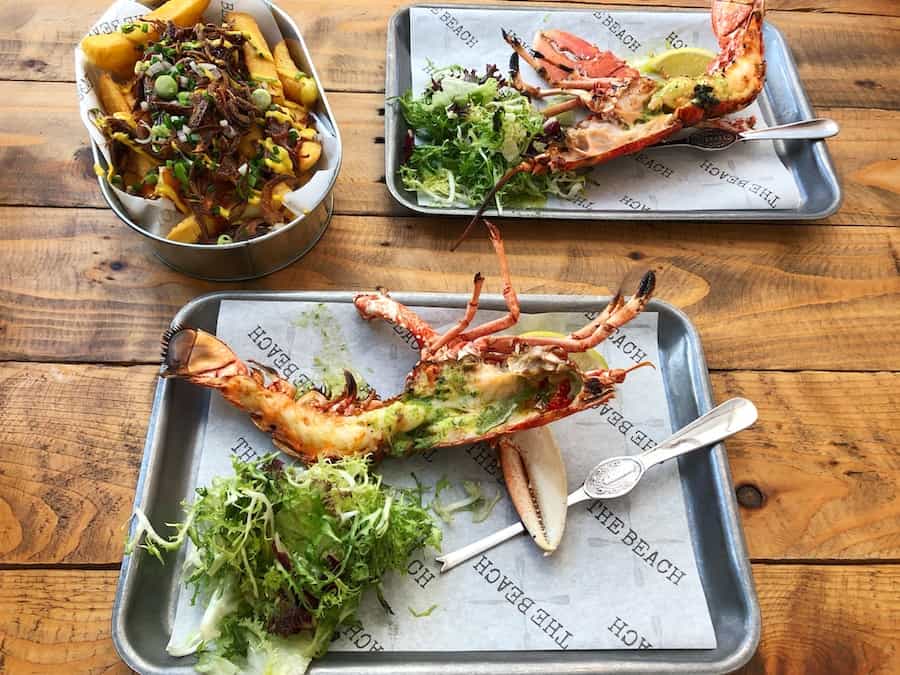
<box><xmin>397</xmin><ymin>65</ymin><xmax>584</xmax><ymax>210</ymax></box>
<box><xmin>128</xmin><ymin>454</ymin><xmax>441</xmax><ymax>674</ymax></box>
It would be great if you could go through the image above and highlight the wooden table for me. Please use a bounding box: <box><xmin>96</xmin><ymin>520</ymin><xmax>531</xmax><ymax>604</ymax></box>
<box><xmin>1</xmin><ymin>0</ymin><xmax>898</xmax><ymax>672</ymax></box>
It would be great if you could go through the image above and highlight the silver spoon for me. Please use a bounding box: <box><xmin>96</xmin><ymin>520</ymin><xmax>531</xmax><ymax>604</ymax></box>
<box><xmin>435</xmin><ymin>397</ymin><xmax>758</xmax><ymax>573</ymax></box>
<box><xmin>652</xmin><ymin>117</ymin><xmax>839</xmax><ymax>152</ymax></box>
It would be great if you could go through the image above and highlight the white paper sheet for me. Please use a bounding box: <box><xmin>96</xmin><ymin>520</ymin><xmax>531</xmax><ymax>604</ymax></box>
<box><xmin>169</xmin><ymin>299</ymin><xmax>717</xmax><ymax>652</ymax></box>
<box><xmin>408</xmin><ymin>7</ymin><xmax>803</xmax><ymax>212</ymax></box>
<box><xmin>75</xmin><ymin>0</ymin><xmax>337</xmax><ymax>235</ymax></box>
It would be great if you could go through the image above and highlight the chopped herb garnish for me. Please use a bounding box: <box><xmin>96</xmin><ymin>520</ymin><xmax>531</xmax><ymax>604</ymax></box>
<box><xmin>172</xmin><ymin>160</ymin><xmax>190</xmax><ymax>188</ymax></box>
<box><xmin>408</xmin><ymin>604</ymin><xmax>439</xmax><ymax>618</ymax></box>
<box><xmin>693</xmin><ymin>83</ymin><xmax>720</xmax><ymax>109</ymax></box>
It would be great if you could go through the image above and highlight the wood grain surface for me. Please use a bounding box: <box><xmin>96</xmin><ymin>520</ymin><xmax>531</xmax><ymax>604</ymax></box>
<box><xmin>2</xmin><ymin>564</ymin><xmax>899</xmax><ymax>674</ymax></box>
<box><xmin>1</xmin><ymin>0</ymin><xmax>899</xmax><ymax>672</ymax></box>
<box><xmin>1</xmin><ymin>0</ymin><xmax>899</xmax><ymax>108</ymax></box>
<box><xmin>1</xmin><ymin>208</ymin><xmax>899</xmax><ymax>368</ymax></box>
<box><xmin>1</xmin><ymin>84</ymin><xmax>898</xmax><ymax>226</ymax></box>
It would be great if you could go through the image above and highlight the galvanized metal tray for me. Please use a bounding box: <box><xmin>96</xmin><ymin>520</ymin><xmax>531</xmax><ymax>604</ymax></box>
<box><xmin>384</xmin><ymin>4</ymin><xmax>841</xmax><ymax>221</ymax></box>
<box><xmin>113</xmin><ymin>290</ymin><xmax>759</xmax><ymax>674</ymax></box>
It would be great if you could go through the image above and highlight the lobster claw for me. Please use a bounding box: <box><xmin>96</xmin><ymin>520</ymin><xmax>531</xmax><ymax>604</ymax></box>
<box><xmin>498</xmin><ymin>426</ymin><xmax>568</xmax><ymax>554</ymax></box>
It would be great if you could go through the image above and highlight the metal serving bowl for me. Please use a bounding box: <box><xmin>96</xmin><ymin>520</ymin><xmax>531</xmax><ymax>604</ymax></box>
<box><xmin>90</xmin><ymin>2</ymin><xmax>343</xmax><ymax>281</ymax></box>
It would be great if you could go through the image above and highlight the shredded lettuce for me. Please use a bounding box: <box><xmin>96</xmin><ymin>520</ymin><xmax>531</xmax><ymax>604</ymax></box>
<box><xmin>408</xmin><ymin>604</ymin><xmax>439</xmax><ymax>618</ymax></box>
<box><xmin>128</xmin><ymin>454</ymin><xmax>442</xmax><ymax>673</ymax></box>
<box><xmin>431</xmin><ymin>477</ymin><xmax>502</xmax><ymax>524</ymax></box>
<box><xmin>397</xmin><ymin>65</ymin><xmax>584</xmax><ymax>210</ymax></box>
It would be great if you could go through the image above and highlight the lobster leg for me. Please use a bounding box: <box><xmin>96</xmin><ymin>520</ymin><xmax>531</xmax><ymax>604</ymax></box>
<box><xmin>540</xmin><ymin>96</ymin><xmax>584</xmax><ymax>118</ymax></box>
<box><xmin>353</xmin><ymin>288</ymin><xmax>438</xmax><ymax>354</ymax></box>
<box><xmin>457</xmin><ymin>221</ymin><xmax>521</xmax><ymax>340</ymax></box>
<box><xmin>569</xmin><ymin>291</ymin><xmax>624</xmax><ymax>340</ymax></box>
<box><xmin>508</xmin><ymin>52</ymin><xmax>543</xmax><ymax>98</ymax></box>
<box><xmin>555</xmin><ymin>78</ymin><xmax>622</xmax><ymax>90</ymax></box>
<box><xmin>503</xmin><ymin>29</ymin><xmax>574</xmax><ymax>92</ymax></box>
<box><xmin>472</xmin><ymin>271</ymin><xmax>655</xmax><ymax>354</ymax></box>
<box><xmin>450</xmin><ymin>164</ymin><xmax>538</xmax><ymax>251</ymax></box>
<box><xmin>426</xmin><ymin>272</ymin><xmax>485</xmax><ymax>356</ymax></box>
<box><xmin>584</xmin><ymin>361</ymin><xmax>655</xmax><ymax>386</ymax></box>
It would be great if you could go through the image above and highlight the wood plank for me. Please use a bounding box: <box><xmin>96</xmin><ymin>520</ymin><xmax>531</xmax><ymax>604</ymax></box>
<box><xmin>2</xmin><ymin>564</ymin><xmax>899</xmax><ymax>673</ymax></box>
<box><xmin>0</xmin><ymin>363</ymin><xmax>150</xmax><ymax>565</ymax></box>
<box><xmin>741</xmin><ymin>564</ymin><xmax>900</xmax><ymax>674</ymax></box>
<box><xmin>2</xmin><ymin>365</ymin><xmax>898</xmax><ymax>565</ymax></box>
<box><xmin>713</xmin><ymin>371</ymin><xmax>900</xmax><ymax>560</ymax></box>
<box><xmin>1</xmin><ymin>208</ymin><xmax>899</xmax><ymax>368</ymax></box>
<box><xmin>1</xmin><ymin>82</ymin><xmax>898</xmax><ymax>226</ymax></box>
<box><xmin>0</xmin><ymin>569</ymin><xmax>129</xmax><ymax>674</ymax></box>
<box><xmin>1</xmin><ymin>0</ymin><xmax>898</xmax><ymax>109</ymax></box>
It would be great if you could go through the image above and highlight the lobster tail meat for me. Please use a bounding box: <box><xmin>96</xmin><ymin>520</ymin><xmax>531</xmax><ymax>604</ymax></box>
<box><xmin>706</xmin><ymin>0</ymin><xmax>766</xmax><ymax>116</ymax></box>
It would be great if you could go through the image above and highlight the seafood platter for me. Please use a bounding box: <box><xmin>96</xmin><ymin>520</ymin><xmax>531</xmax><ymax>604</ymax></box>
<box><xmin>386</xmin><ymin>3</ymin><xmax>840</xmax><ymax>221</ymax></box>
<box><xmin>72</xmin><ymin>0</ymin><xmax>836</xmax><ymax>672</ymax></box>
<box><xmin>113</xmin><ymin>226</ymin><xmax>758</xmax><ymax>673</ymax></box>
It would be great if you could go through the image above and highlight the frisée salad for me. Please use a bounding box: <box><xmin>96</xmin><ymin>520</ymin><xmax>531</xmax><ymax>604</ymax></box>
<box><xmin>397</xmin><ymin>65</ymin><xmax>584</xmax><ymax>210</ymax></box>
<box><xmin>127</xmin><ymin>454</ymin><xmax>441</xmax><ymax>674</ymax></box>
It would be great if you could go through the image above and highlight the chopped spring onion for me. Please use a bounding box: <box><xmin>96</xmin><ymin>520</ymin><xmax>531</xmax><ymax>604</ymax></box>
<box><xmin>154</xmin><ymin>74</ymin><xmax>178</xmax><ymax>100</ymax></box>
<box><xmin>408</xmin><ymin>604</ymin><xmax>439</xmax><ymax>618</ymax></box>
<box><xmin>251</xmin><ymin>87</ymin><xmax>272</xmax><ymax>110</ymax></box>
<box><xmin>431</xmin><ymin>478</ymin><xmax>502</xmax><ymax>524</ymax></box>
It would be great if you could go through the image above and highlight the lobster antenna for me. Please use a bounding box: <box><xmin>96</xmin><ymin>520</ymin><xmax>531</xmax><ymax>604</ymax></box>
<box><xmin>450</xmin><ymin>162</ymin><xmax>527</xmax><ymax>251</ymax></box>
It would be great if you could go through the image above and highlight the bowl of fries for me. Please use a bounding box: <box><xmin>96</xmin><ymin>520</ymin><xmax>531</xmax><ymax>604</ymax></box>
<box><xmin>77</xmin><ymin>0</ymin><xmax>342</xmax><ymax>281</ymax></box>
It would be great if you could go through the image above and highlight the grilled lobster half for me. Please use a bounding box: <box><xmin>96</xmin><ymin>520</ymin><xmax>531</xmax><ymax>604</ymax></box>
<box><xmin>161</xmin><ymin>222</ymin><xmax>654</xmax><ymax>551</ymax></box>
<box><xmin>457</xmin><ymin>0</ymin><xmax>766</xmax><ymax>243</ymax></box>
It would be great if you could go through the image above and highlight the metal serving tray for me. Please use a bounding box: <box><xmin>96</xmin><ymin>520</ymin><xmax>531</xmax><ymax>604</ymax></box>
<box><xmin>384</xmin><ymin>4</ymin><xmax>841</xmax><ymax>221</ymax></box>
<box><xmin>113</xmin><ymin>291</ymin><xmax>759</xmax><ymax>674</ymax></box>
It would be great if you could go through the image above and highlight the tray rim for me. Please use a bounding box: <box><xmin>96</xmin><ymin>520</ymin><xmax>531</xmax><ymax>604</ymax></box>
<box><xmin>113</xmin><ymin>289</ymin><xmax>760</xmax><ymax>674</ymax></box>
<box><xmin>383</xmin><ymin>2</ymin><xmax>842</xmax><ymax>221</ymax></box>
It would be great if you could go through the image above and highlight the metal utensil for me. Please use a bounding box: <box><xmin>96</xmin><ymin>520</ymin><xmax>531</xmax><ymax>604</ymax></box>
<box><xmin>652</xmin><ymin>117</ymin><xmax>839</xmax><ymax>152</ymax></box>
<box><xmin>435</xmin><ymin>397</ymin><xmax>758</xmax><ymax>573</ymax></box>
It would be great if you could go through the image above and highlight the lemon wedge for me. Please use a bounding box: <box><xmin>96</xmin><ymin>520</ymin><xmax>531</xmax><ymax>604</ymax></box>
<box><xmin>519</xmin><ymin>330</ymin><xmax>609</xmax><ymax>371</ymax></box>
<box><xmin>634</xmin><ymin>47</ymin><xmax>716</xmax><ymax>78</ymax></box>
